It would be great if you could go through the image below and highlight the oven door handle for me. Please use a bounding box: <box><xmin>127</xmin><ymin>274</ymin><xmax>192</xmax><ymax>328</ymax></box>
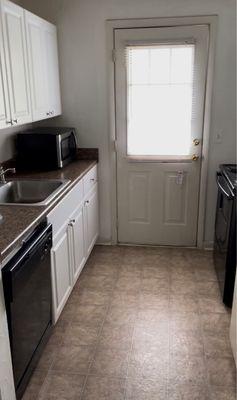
<box><xmin>216</xmin><ymin>172</ymin><xmax>234</xmax><ymax>199</ymax></box>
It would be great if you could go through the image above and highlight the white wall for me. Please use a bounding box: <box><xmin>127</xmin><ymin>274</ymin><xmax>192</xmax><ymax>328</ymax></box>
<box><xmin>20</xmin><ymin>0</ymin><xmax>236</xmax><ymax>244</ymax></box>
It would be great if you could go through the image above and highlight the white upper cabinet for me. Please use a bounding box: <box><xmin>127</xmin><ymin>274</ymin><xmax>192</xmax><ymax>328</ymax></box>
<box><xmin>25</xmin><ymin>11</ymin><xmax>47</xmax><ymax>121</ymax></box>
<box><xmin>0</xmin><ymin>13</ymin><xmax>11</xmax><ymax>129</ymax></box>
<box><xmin>0</xmin><ymin>0</ymin><xmax>32</xmax><ymax>126</ymax></box>
<box><xmin>44</xmin><ymin>21</ymin><xmax>61</xmax><ymax>118</ymax></box>
<box><xmin>0</xmin><ymin>0</ymin><xmax>62</xmax><ymax>129</ymax></box>
<box><xmin>25</xmin><ymin>11</ymin><xmax>61</xmax><ymax>121</ymax></box>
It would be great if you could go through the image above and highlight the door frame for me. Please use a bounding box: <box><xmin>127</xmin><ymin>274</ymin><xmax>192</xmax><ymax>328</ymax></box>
<box><xmin>106</xmin><ymin>15</ymin><xmax>217</xmax><ymax>248</ymax></box>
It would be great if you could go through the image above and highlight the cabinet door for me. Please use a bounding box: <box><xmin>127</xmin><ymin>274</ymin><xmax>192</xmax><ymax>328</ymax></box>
<box><xmin>25</xmin><ymin>11</ymin><xmax>48</xmax><ymax>121</ymax></box>
<box><xmin>44</xmin><ymin>22</ymin><xmax>61</xmax><ymax>117</ymax></box>
<box><xmin>51</xmin><ymin>226</ymin><xmax>72</xmax><ymax>323</ymax></box>
<box><xmin>0</xmin><ymin>20</ymin><xmax>11</xmax><ymax>129</ymax></box>
<box><xmin>84</xmin><ymin>184</ymin><xmax>99</xmax><ymax>256</ymax></box>
<box><xmin>0</xmin><ymin>0</ymin><xmax>32</xmax><ymax>125</ymax></box>
<box><xmin>70</xmin><ymin>204</ymin><xmax>86</xmax><ymax>283</ymax></box>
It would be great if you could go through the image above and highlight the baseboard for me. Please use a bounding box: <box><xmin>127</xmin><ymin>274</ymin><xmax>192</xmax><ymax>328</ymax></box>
<box><xmin>203</xmin><ymin>241</ymin><xmax>214</xmax><ymax>250</ymax></box>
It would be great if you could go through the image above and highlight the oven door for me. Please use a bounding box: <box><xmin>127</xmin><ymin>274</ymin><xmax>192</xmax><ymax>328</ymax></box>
<box><xmin>59</xmin><ymin>132</ymin><xmax>77</xmax><ymax>167</ymax></box>
<box><xmin>214</xmin><ymin>172</ymin><xmax>235</xmax><ymax>305</ymax></box>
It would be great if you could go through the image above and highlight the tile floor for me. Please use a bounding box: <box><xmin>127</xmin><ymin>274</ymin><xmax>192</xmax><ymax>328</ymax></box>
<box><xmin>23</xmin><ymin>245</ymin><xmax>236</xmax><ymax>400</ymax></box>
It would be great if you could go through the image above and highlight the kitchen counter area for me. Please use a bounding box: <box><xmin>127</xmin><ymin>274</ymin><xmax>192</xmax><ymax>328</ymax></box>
<box><xmin>0</xmin><ymin>158</ymin><xmax>97</xmax><ymax>264</ymax></box>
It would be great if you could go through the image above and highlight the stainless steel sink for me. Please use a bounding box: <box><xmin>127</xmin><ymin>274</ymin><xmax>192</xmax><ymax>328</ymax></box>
<box><xmin>0</xmin><ymin>179</ymin><xmax>71</xmax><ymax>205</ymax></box>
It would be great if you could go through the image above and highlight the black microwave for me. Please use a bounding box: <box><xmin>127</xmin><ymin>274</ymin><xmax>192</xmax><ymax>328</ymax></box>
<box><xmin>16</xmin><ymin>127</ymin><xmax>77</xmax><ymax>170</ymax></box>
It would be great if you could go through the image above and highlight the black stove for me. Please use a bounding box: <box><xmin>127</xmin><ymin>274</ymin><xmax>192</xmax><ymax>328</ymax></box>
<box><xmin>214</xmin><ymin>164</ymin><xmax>236</xmax><ymax>307</ymax></box>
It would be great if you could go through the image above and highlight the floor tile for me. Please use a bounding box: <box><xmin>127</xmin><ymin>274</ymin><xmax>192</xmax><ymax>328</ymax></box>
<box><xmin>125</xmin><ymin>377</ymin><xmax>167</xmax><ymax>400</ymax></box>
<box><xmin>78</xmin><ymin>274</ymin><xmax>116</xmax><ymax>291</ymax></box>
<box><xmin>127</xmin><ymin>350</ymin><xmax>168</xmax><ymax>381</ymax></box>
<box><xmin>106</xmin><ymin>305</ymin><xmax>137</xmax><ymax>325</ymax></box>
<box><xmin>170</xmin><ymin>279</ymin><xmax>197</xmax><ymax>296</ymax></box>
<box><xmin>198</xmin><ymin>297</ymin><xmax>227</xmax><ymax>314</ymax></box>
<box><xmin>168</xmin><ymin>383</ymin><xmax>210</xmax><ymax>400</ymax></box>
<box><xmin>90</xmin><ymin>345</ymin><xmax>129</xmax><ymax>378</ymax></box>
<box><xmin>141</xmin><ymin>277</ymin><xmax>170</xmax><ymax>294</ymax></box>
<box><xmin>196</xmin><ymin>280</ymin><xmax>221</xmax><ymax>298</ymax></box>
<box><xmin>22</xmin><ymin>370</ymin><xmax>48</xmax><ymax>400</ymax></box>
<box><xmin>81</xmin><ymin>375</ymin><xmax>125</xmax><ymax>400</ymax></box>
<box><xmin>51</xmin><ymin>345</ymin><xmax>95</xmax><ymax>374</ymax></box>
<box><xmin>110</xmin><ymin>290</ymin><xmax>139</xmax><ymax>308</ymax></box>
<box><xmin>201</xmin><ymin>313</ymin><xmax>231</xmax><ymax>336</ymax></box>
<box><xmin>170</xmin><ymin>313</ymin><xmax>201</xmax><ymax>333</ymax></box>
<box><xmin>170</xmin><ymin>331</ymin><xmax>204</xmax><ymax>357</ymax></box>
<box><xmin>169</xmin><ymin>356</ymin><xmax>207</xmax><ymax>386</ymax></box>
<box><xmin>69</xmin><ymin>287</ymin><xmax>111</xmax><ymax>306</ymax></box>
<box><xmin>132</xmin><ymin>324</ymin><xmax>169</xmax><ymax>354</ymax></box>
<box><xmin>139</xmin><ymin>292</ymin><xmax>169</xmax><ymax>309</ymax></box>
<box><xmin>115</xmin><ymin>275</ymin><xmax>141</xmax><ymax>293</ymax></box>
<box><xmin>203</xmin><ymin>334</ymin><xmax>233</xmax><ymax>358</ymax></box>
<box><xmin>206</xmin><ymin>356</ymin><xmax>236</xmax><ymax>387</ymax></box>
<box><xmin>63</xmin><ymin>323</ymin><xmax>100</xmax><ymax>346</ymax></box>
<box><xmin>98</xmin><ymin>321</ymin><xmax>134</xmax><ymax>350</ymax></box>
<box><xmin>209</xmin><ymin>386</ymin><xmax>237</xmax><ymax>400</ymax></box>
<box><xmin>73</xmin><ymin>304</ymin><xmax>107</xmax><ymax>326</ymax></box>
<box><xmin>142</xmin><ymin>265</ymin><xmax>170</xmax><ymax>280</ymax></box>
<box><xmin>170</xmin><ymin>294</ymin><xmax>199</xmax><ymax>314</ymax></box>
<box><xmin>84</xmin><ymin>262</ymin><xmax>119</xmax><ymax>277</ymax></box>
<box><xmin>39</xmin><ymin>372</ymin><xmax>86</xmax><ymax>400</ymax></box>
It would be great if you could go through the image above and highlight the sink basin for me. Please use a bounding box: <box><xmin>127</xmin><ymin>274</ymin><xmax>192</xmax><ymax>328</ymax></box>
<box><xmin>0</xmin><ymin>179</ymin><xmax>71</xmax><ymax>205</ymax></box>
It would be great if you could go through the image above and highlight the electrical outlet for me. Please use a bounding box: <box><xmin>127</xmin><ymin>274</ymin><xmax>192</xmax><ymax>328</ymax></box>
<box><xmin>215</xmin><ymin>131</ymin><xmax>223</xmax><ymax>144</ymax></box>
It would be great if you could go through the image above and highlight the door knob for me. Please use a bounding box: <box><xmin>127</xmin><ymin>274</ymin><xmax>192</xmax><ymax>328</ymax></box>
<box><xmin>192</xmin><ymin>154</ymin><xmax>199</xmax><ymax>161</ymax></box>
<box><xmin>193</xmin><ymin>138</ymin><xmax>200</xmax><ymax>146</ymax></box>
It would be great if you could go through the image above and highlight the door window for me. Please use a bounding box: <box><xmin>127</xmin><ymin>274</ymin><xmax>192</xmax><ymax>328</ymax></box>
<box><xmin>126</xmin><ymin>44</ymin><xmax>195</xmax><ymax>156</ymax></box>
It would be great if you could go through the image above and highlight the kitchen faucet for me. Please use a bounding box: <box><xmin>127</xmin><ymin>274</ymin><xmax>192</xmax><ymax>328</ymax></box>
<box><xmin>0</xmin><ymin>166</ymin><xmax>16</xmax><ymax>184</ymax></box>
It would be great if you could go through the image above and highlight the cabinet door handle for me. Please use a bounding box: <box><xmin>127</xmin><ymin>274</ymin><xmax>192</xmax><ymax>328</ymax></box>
<box><xmin>6</xmin><ymin>120</ymin><xmax>13</xmax><ymax>125</ymax></box>
<box><xmin>46</xmin><ymin>112</ymin><xmax>50</xmax><ymax>116</ymax></box>
<box><xmin>13</xmin><ymin>119</ymin><xmax>18</xmax><ymax>124</ymax></box>
<box><xmin>90</xmin><ymin>178</ymin><xmax>95</xmax><ymax>182</ymax></box>
<box><xmin>68</xmin><ymin>219</ymin><xmax>76</xmax><ymax>227</ymax></box>
<box><xmin>85</xmin><ymin>200</ymin><xmax>89</xmax><ymax>205</ymax></box>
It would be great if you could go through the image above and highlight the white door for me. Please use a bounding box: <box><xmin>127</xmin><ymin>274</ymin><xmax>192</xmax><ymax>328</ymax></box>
<box><xmin>0</xmin><ymin>0</ymin><xmax>32</xmax><ymax>125</ymax></box>
<box><xmin>25</xmin><ymin>11</ymin><xmax>48</xmax><ymax>121</ymax></box>
<box><xmin>0</xmin><ymin>15</ymin><xmax>11</xmax><ymax>129</ymax></box>
<box><xmin>69</xmin><ymin>204</ymin><xmax>86</xmax><ymax>283</ymax></box>
<box><xmin>51</xmin><ymin>225</ymin><xmax>72</xmax><ymax>322</ymax></box>
<box><xmin>115</xmin><ymin>25</ymin><xmax>209</xmax><ymax>246</ymax></box>
<box><xmin>84</xmin><ymin>184</ymin><xmax>99</xmax><ymax>256</ymax></box>
<box><xmin>44</xmin><ymin>21</ymin><xmax>61</xmax><ymax>117</ymax></box>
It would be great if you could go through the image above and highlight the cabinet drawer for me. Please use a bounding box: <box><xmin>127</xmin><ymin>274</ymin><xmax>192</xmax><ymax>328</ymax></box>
<box><xmin>84</xmin><ymin>165</ymin><xmax>98</xmax><ymax>195</ymax></box>
<box><xmin>48</xmin><ymin>179</ymin><xmax>84</xmax><ymax>235</ymax></box>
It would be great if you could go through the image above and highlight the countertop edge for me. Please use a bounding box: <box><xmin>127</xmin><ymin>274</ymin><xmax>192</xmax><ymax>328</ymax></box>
<box><xmin>0</xmin><ymin>160</ymin><xmax>97</xmax><ymax>265</ymax></box>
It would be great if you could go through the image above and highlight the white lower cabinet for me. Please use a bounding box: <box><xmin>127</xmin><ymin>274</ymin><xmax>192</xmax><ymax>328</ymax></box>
<box><xmin>69</xmin><ymin>203</ymin><xmax>86</xmax><ymax>285</ymax></box>
<box><xmin>51</xmin><ymin>224</ymin><xmax>72</xmax><ymax>322</ymax></box>
<box><xmin>48</xmin><ymin>165</ymin><xmax>99</xmax><ymax>323</ymax></box>
<box><xmin>84</xmin><ymin>184</ymin><xmax>99</xmax><ymax>257</ymax></box>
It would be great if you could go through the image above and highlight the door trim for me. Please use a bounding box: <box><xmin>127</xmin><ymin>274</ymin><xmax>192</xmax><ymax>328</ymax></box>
<box><xmin>106</xmin><ymin>15</ymin><xmax>217</xmax><ymax>248</ymax></box>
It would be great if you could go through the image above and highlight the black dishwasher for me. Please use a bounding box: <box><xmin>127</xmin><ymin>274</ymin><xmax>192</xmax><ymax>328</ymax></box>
<box><xmin>2</xmin><ymin>221</ymin><xmax>52</xmax><ymax>399</ymax></box>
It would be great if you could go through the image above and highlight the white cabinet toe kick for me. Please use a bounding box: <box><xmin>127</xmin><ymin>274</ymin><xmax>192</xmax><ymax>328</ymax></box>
<box><xmin>48</xmin><ymin>165</ymin><xmax>99</xmax><ymax>323</ymax></box>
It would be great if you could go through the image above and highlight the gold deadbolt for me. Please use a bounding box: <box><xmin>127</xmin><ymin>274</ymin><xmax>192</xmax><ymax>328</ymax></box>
<box><xmin>192</xmin><ymin>154</ymin><xmax>199</xmax><ymax>161</ymax></box>
<box><xmin>193</xmin><ymin>138</ymin><xmax>200</xmax><ymax>146</ymax></box>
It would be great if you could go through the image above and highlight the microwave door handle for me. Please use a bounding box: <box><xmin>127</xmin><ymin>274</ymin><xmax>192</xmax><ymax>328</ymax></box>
<box><xmin>216</xmin><ymin>173</ymin><xmax>234</xmax><ymax>199</ymax></box>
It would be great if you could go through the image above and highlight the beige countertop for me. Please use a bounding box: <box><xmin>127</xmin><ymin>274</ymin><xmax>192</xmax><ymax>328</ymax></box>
<box><xmin>0</xmin><ymin>159</ymin><xmax>97</xmax><ymax>263</ymax></box>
